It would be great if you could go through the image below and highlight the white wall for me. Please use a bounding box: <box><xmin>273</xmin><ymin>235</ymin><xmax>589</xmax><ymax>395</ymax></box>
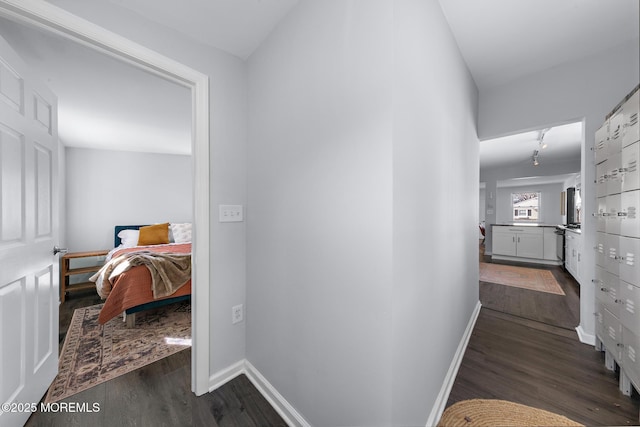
<box><xmin>247</xmin><ymin>0</ymin><xmax>478</xmax><ymax>425</ymax></box>
<box><xmin>65</xmin><ymin>147</ymin><xmax>191</xmax><ymax>251</ymax></box>
<box><xmin>495</xmin><ymin>183</ymin><xmax>563</xmax><ymax>225</ymax></box>
<box><xmin>479</xmin><ymin>38</ymin><xmax>640</xmax><ymax>340</ymax></box>
<box><xmin>247</xmin><ymin>1</ymin><xmax>394</xmax><ymax>425</ymax></box>
<box><xmin>48</xmin><ymin>0</ymin><xmax>248</xmax><ymax>376</ymax></box>
<box><xmin>391</xmin><ymin>1</ymin><xmax>479</xmax><ymax>425</ymax></box>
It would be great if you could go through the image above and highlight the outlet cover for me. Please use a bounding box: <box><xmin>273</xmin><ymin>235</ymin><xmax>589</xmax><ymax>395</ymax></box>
<box><xmin>232</xmin><ymin>304</ymin><xmax>243</xmax><ymax>324</ymax></box>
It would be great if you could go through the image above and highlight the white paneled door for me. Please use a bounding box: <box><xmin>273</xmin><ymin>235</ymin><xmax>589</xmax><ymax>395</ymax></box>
<box><xmin>0</xmin><ymin>34</ymin><xmax>59</xmax><ymax>427</ymax></box>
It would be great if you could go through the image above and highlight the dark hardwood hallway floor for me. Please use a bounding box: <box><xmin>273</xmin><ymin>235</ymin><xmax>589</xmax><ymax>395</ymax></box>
<box><xmin>445</xmin><ymin>241</ymin><xmax>640</xmax><ymax>426</ymax></box>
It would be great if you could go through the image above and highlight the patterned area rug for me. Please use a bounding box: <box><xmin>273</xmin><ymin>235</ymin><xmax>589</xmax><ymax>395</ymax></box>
<box><xmin>45</xmin><ymin>301</ymin><xmax>191</xmax><ymax>403</ymax></box>
<box><xmin>479</xmin><ymin>263</ymin><xmax>565</xmax><ymax>295</ymax></box>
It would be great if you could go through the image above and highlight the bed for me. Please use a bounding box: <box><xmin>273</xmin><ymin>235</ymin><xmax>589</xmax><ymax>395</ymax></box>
<box><xmin>90</xmin><ymin>223</ymin><xmax>192</xmax><ymax>327</ymax></box>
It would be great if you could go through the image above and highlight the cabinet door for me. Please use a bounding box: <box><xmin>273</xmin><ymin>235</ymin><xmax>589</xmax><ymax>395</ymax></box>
<box><xmin>619</xmin><ymin>236</ymin><xmax>640</xmax><ymax>287</ymax></box>
<box><xmin>493</xmin><ymin>231</ymin><xmax>516</xmax><ymax>256</ymax></box>
<box><xmin>606</xmin><ymin>193</ymin><xmax>621</xmax><ymax>235</ymax></box>
<box><xmin>595</xmin><ymin>121</ymin><xmax>609</xmax><ymax>164</ymax></box>
<box><xmin>622</xmin><ymin>91</ymin><xmax>639</xmax><ymax>148</ymax></box>
<box><xmin>620</xmin><ymin>280</ymin><xmax>640</xmax><ymax>335</ymax></box>
<box><xmin>605</xmin><ymin>233</ymin><xmax>620</xmax><ymax>277</ymax></box>
<box><xmin>607</xmin><ymin>150</ymin><xmax>623</xmax><ymax>196</ymax></box>
<box><xmin>597</xmin><ymin>160</ymin><xmax>609</xmax><ymax>198</ymax></box>
<box><xmin>516</xmin><ymin>233</ymin><xmax>543</xmax><ymax>259</ymax></box>
<box><xmin>622</xmin><ymin>141</ymin><xmax>640</xmax><ymax>193</ymax></box>
<box><xmin>622</xmin><ymin>326</ymin><xmax>640</xmax><ymax>390</ymax></box>
<box><xmin>597</xmin><ymin>197</ymin><xmax>607</xmax><ymax>232</ymax></box>
<box><xmin>596</xmin><ymin>232</ymin><xmax>607</xmax><ymax>267</ymax></box>
<box><xmin>609</xmin><ymin>111</ymin><xmax>624</xmax><ymax>157</ymax></box>
<box><xmin>603</xmin><ymin>308</ymin><xmax>623</xmax><ymax>362</ymax></box>
<box><xmin>621</xmin><ymin>190</ymin><xmax>640</xmax><ymax>238</ymax></box>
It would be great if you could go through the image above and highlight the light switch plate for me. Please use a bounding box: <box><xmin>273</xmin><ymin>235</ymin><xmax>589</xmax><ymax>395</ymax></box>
<box><xmin>219</xmin><ymin>205</ymin><xmax>243</xmax><ymax>222</ymax></box>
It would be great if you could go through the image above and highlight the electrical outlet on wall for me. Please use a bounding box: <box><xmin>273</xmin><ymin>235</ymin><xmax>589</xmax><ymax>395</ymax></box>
<box><xmin>232</xmin><ymin>304</ymin><xmax>243</xmax><ymax>324</ymax></box>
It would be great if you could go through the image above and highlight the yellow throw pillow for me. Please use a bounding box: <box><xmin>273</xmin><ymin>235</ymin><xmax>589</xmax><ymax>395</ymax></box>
<box><xmin>137</xmin><ymin>223</ymin><xmax>170</xmax><ymax>246</ymax></box>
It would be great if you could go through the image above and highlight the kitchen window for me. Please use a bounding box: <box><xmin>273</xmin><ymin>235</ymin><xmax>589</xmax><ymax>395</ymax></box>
<box><xmin>512</xmin><ymin>192</ymin><xmax>540</xmax><ymax>221</ymax></box>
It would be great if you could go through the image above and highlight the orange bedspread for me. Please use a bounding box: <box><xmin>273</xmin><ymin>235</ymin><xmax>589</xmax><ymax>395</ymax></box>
<box><xmin>98</xmin><ymin>243</ymin><xmax>191</xmax><ymax>324</ymax></box>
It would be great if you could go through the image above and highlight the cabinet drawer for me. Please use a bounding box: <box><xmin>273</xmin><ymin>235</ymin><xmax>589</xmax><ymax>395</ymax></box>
<box><xmin>497</xmin><ymin>227</ymin><xmax>543</xmax><ymax>235</ymax></box>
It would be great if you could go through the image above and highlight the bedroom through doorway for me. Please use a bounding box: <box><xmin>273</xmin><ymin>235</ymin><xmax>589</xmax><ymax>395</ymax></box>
<box><xmin>0</xmin><ymin>11</ymin><xmax>200</xmax><ymax>402</ymax></box>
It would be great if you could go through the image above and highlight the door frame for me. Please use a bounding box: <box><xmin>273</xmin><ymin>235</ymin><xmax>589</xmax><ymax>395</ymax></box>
<box><xmin>0</xmin><ymin>0</ymin><xmax>211</xmax><ymax>395</ymax></box>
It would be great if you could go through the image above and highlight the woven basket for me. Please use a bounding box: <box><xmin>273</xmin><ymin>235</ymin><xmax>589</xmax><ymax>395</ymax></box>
<box><xmin>438</xmin><ymin>399</ymin><xmax>583</xmax><ymax>427</ymax></box>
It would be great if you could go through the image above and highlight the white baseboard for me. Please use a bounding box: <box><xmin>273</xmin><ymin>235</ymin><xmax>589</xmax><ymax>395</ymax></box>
<box><xmin>208</xmin><ymin>359</ymin><xmax>245</xmax><ymax>392</ymax></box>
<box><xmin>208</xmin><ymin>359</ymin><xmax>310</xmax><ymax>427</ymax></box>
<box><xmin>244</xmin><ymin>360</ymin><xmax>311</xmax><ymax>427</ymax></box>
<box><xmin>425</xmin><ymin>301</ymin><xmax>482</xmax><ymax>427</ymax></box>
<box><xmin>576</xmin><ymin>325</ymin><xmax>596</xmax><ymax>346</ymax></box>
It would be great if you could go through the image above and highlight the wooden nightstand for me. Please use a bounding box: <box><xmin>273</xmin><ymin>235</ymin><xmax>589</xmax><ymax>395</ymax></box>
<box><xmin>60</xmin><ymin>250</ymin><xmax>109</xmax><ymax>303</ymax></box>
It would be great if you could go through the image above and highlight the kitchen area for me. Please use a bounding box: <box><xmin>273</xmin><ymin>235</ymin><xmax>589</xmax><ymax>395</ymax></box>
<box><xmin>485</xmin><ymin>182</ymin><xmax>583</xmax><ymax>283</ymax></box>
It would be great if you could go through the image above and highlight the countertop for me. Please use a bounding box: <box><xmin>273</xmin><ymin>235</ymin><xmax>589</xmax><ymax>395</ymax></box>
<box><xmin>491</xmin><ymin>223</ymin><xmax>560</xmax><ymax>228</ymax></box>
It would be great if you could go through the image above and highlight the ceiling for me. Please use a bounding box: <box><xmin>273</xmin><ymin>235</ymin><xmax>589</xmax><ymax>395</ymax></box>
<box><xmin>104</xmin><ymin>0</ymin><xmax>299</xmax><ymax>60</ymax></box>
<box><xmin>0</xmin><ymin>16</ymin><xmax>192</xmax><ymax>155</ymax></box>
<box><xmin>480</xmin><ymin>121</ymin><xmax>583</xmax><ymax>170</ymax></box>
<box><xmin>438</xmin><ymin>0</ymin><xmax>640</xmax><ymax>90</ymax></box>
<box><xmin>1</xmin><ymin>0</ymin><xmax>637</xmax><ymax>158</ymax></box>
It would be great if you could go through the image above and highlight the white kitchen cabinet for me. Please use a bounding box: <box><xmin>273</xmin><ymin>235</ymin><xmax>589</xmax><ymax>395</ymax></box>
<box><xmin>492</xmin><ymin>229</ymin><xmax>517</xmax><ymax>256</ymax></box>
<box><xmin>492</xmin><ymin>226</ymin><xmax>544</xmax><ymax>260</ymax></box>
<box><xmin>606</xmin><ymin>193</ymin><xmax>622</xmax><ymax>235</ymax></box>
<box><xmin>565</xmin><ymin>229</ymin><xmax>582</xmax><ymax>281</ymax></box>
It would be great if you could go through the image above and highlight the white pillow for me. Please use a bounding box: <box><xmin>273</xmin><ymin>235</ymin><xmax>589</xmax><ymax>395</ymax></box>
<box><xmin>117</xmin><ymin>229</ymin><xmax>140</xmax><ymax>248</ymax></box>
<box><xmin>170</xmin><ymin>223</ymin><xmax>192</xmax><ymax>243</ymax></box>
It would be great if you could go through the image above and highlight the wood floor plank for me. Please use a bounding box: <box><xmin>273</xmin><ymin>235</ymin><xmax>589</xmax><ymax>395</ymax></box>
<box><xmin>447</xmin><ymin>308</ymin><xmax>640</xmax><ymax>426</ymax></box>
<box><xmin>27</xmin><ymin>294</ymin><xmax>286</xmax><ymax>427</ymax></box>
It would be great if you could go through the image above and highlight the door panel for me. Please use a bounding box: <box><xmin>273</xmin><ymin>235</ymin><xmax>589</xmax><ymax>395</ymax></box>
<box><xmin>0</xmin><ymin>34</ymin><xmax>59</xmax><ymax>427</ymax></box>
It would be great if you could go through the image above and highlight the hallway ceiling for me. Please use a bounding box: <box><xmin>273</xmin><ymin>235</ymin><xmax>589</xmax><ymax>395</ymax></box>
<box><xmin>2</xmin><ymin>0</ymin><xmax>637</xmax><ymax>156</ymax></box>
<box><xmin>438</xmin><ymin>0</ymin><xmax>639</xmax><ymax>90</ymax></box>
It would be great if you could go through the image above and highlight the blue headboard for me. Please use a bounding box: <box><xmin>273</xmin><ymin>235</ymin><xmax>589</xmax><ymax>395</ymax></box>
<box><xmin>114</xmin><ymin>225</ymin><xmax>148</xmax><ymax>247</ymax></box>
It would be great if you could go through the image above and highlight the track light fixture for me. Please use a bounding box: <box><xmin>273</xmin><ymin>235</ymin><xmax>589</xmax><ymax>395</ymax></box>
<box><xmin>533</xmin><ymin>149</ymin><xmax>540</xmax><ymax>166</ymax></box>
<box><xmin>539</xmin><ymin>128</ymin><xmax>550</xmax><ymax>150</ymax></box>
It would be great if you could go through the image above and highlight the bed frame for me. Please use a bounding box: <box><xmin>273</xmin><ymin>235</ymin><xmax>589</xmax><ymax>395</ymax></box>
<box><xmin>115</xmin><ymin>225</ymin><xmax>191</xmax><ymax>327</ymax></box>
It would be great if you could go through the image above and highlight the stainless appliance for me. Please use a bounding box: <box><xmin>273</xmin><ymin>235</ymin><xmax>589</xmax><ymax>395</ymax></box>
<box><xmin>554</xmin><ymin>225</ymin><xmax>565</xmax><ymax>263</ymax></box>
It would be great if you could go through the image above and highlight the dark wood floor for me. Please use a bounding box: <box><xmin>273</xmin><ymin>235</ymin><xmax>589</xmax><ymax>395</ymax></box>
<box><xmin>479</xmin><ymin>243</ymin><xmax>581</xmax><ymax>330</ymax></box>
<box><xmin>28</xmin><ymin>244</ymin><xmax>640</xmax><ymax>426</ymax></box>
<box><xmin>27</xmin><ymin>290</ymin><xmax>286</xmax><ymax>427</ymax></box>
<box><xmin>447</xmin><ymin>241</ymin><xmax>640</xmax><ymax>426</ymax></box>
